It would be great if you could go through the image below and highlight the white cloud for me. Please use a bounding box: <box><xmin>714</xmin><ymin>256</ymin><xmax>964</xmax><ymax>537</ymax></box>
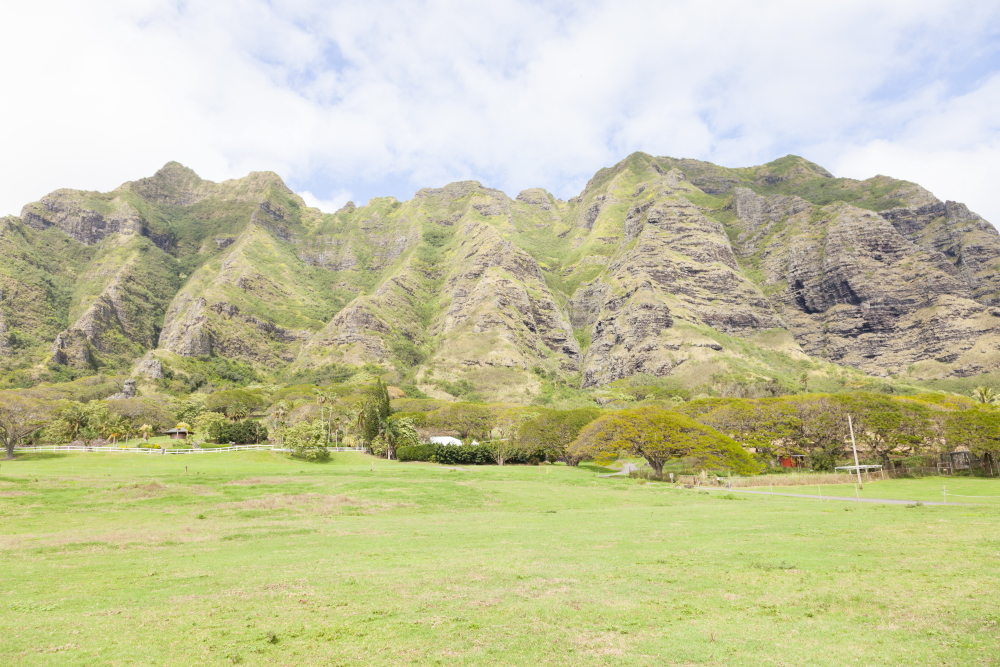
<box><xmin>298</xmin><ymin>189</ymin><xmax>355</xmax><ymax>214</ymax></box>
<box><xmin>1</xmin><ymin>0</ymin><xmax>999</xmax><ymax>225</ymax></box>
<box><xmin>833</xmin><ymin>74</ymin><xmax>1000</xmax><ymax>221</ymax></box>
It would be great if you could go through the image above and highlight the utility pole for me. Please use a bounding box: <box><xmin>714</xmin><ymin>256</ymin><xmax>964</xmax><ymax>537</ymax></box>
<box><xmin>849</xmin><ymin>414</ymin><xmax>863</xmax><ymax>490</ymax></box>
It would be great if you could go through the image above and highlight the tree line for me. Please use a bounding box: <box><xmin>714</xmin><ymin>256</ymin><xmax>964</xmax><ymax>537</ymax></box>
<box><xmin>2</xmin><ymin>378</ymin><xmax>997</xmax><ymax>475</ymax></box>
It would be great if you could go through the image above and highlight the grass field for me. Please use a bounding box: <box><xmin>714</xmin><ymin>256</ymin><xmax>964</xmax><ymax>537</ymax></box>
<box><xmin>1</xmin><ymin>452</ymin><xmax>999</xmax><ymax>666</ymax></box>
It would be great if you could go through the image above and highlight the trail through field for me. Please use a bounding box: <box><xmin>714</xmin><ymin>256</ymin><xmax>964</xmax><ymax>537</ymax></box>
<box><xmin>697</xmin><ymin>487</ymin><xmax>968</xmax><ymax>505</ymax></box>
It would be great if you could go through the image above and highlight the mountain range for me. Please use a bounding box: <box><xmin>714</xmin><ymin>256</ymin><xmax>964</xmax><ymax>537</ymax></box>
<box><xmin>3</xmin><ymin>153</ymin><xmax>999</xmax><ymax>401</ymax></box>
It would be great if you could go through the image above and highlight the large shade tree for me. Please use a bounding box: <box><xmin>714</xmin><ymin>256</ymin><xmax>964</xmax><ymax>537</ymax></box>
<box><xmin>427</xmin><ymin>403</ymin><xmax>494</xmax><ymax>441</ymax></box>
<box><xmin>0</xmin><ymin>395</ymin><xmax>52</xmax><ymax>460</ymax></box>
<box><xmin>944</xmin><ymin>408</ymin><xmax>1000</xmax><ymax>475</ymax></box>
<box><xmin>837</xmin><ymin>393</ymin><xmax>932</xmax><ymax>464</ymax></box>
<box><xmin>489</xmin><ymin>406</ymin><xmax>539</xmax><ymax>466</ymax></box>
<box><xmin>682</xmin><ymin>398</ymin><xmax>799</xmax><ymax>456</ymax></box>
<box><xmin>569</xmin><ymin>407</ymin><xmax>758</xmax><ymax>476</ymax></box>
<box><xmin>517</xmin><ymin>407</ymin><xmax>601</xmax><ymax>465</ymax></box>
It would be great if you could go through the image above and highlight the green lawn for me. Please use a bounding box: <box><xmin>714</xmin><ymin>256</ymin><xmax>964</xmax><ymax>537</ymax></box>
<box><xmin>1</xmin><ymin>453</ymin><xmax>998</xmax><ymax>666</ymax></box>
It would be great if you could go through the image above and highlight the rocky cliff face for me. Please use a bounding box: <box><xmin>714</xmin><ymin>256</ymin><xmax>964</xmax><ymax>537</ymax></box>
<box><xmin>2</xmin><ymin>153</ymin><xmax>1000</xmax><ymax>397</ymax></box>
<box><xmin>735</xmin><ymin>191</ymin><xmax>976</xmax><ymax>371</ymax></box>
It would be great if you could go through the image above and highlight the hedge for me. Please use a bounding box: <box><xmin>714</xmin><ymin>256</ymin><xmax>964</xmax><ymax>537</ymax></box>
<box><xmin>432</xmin><ymin>444</ymin><xmax>495</xmax><ymax>465</ymax></box>
<box><xmin>397</xmin><ymin>444</ymin><xmax>439</xmax><ymax>461</ymax></box>
<box><xmin>396</xmin><ymin>443</ymin><xmax>547</xmax><ymax>465</ymax></box>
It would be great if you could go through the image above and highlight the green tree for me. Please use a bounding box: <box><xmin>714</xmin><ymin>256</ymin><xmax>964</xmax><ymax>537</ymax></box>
<box><xmin>356</xmin><ymin>380</ymin><xmax>392</xmax><ymax>448</ymax></box>
<box><xmin>570</xmin><ymin>407</ymin><xmax>758</xmax><ymax>476</ymax></box>
<box><xmin>210</xmin><ymin>420</ymin><xmax>268</xmax><ymax>445</ymax></box>
<box><xmin>48</xmin><ymin>401</ymin><xmax>89</xmax><ymax>443</ymax></box>
<box><xmin>838</xmin><ymin>394</ymin><xmax>931</xmax><ymax>464</ymax></box>
<box><xmin>206</xmin><ymin>390</ymin><xmax>266</xmax><ymax>421</ymax></box>
<box><xmin>172</xmin><ymin>394</ymin><xmax>207</xmax><ymax>423</ymax></box>
<box><xmin>108</xmin><ymin>398</ymin><xmax>174</xmax><ymax>432</ymax></box>
<box><xmin>784</xmin><ymin>395</ymin><xmax>851</xmax><ymax>468</ymax></box>
<box><xmin>372</xmin><ymin>417</ymin><xmax>419</xmax><ymax>460</ymax></box>
<box><xmin>686</xmin><ymin>398</ymin><xmax>799</xmax><ymax>457</ymax></box>
<box><xmin>0</xmin><ymin>395</ymin><xmax>51</xmax><ymax>460</ymax></box>
<box><xmin>285</xmin><ymin>420</ymin><xmax>329</xmax><ymax>462</ymax></box>
<box><xmin>99</xmin><ymin>413</ymin><xmax>130</xmax><ymax>445</ymax></box>
<box><xmin>517</xmin><ymin>407</ymin><xmax>601</xmax><ymax>465</ymax></box>
<box><xmin>268</xmin><ymin>401</ymin><xmax>291</xmax><ymax>447</ymax></box>
<box><xmin>79</xmin><ymin>402</ymin><xmax>110</xmax><ymax>441</ymax></box>
<box><xmin>193</xmin><ymin>411</ymin><xmax>228</xmax><ymax>442</ymax></box>
<box><xmin>489</xmin><ymin>407</ymin><xmax>539</xmax><ymax>466</ymax></box>
<box><xmin>314</xmin><ymin>390</ymin><xmax>335</xmax><ymax>443</ymax></box>
<box><xmin>944</xmin><ymin>409</ymin><xmax>1000</xmax><ymax>474</ymax></box>
<box><xmin>428</xmin><ymin>403</ymin><xmax>494</xmax><ymax>441</ymax></box>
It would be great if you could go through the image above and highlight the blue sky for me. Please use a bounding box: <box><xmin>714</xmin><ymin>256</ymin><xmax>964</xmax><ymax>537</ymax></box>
<box><xmin>2</xmin><ymin>0</ymin><xmax>1000</xmax><ymax>223</ymax></box>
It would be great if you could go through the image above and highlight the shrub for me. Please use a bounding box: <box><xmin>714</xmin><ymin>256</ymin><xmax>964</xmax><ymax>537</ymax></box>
<box><xmin>285</xmin><ymin>421</ymin><xmax>329</xmax><ymax>462</ymax></box>
<box><xmin>396</xmin><ymin>442</ymin><xmax>550</xmax><ymax>465</ymax></box>
<box><xmin>431</xmin><ymin>443</ymin><xmax>495</xmax><ymax>465</ymax></box>
<box><xmin>397</xmin><ymin>444</ymin><xmax>439</xmax><ymax>461</ymax></box>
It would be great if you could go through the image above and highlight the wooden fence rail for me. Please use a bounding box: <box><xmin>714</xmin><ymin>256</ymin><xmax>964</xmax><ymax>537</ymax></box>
<box><xmin>13</xmin><ymin>445</ymin><xmax>366</xmax><ymax>455</ymax></box>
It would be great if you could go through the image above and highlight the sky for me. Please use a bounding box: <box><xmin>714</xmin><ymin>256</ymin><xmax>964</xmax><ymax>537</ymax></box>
<box><xmin>2</xmin><ymin>0</ymin><xmax>999</xmax><ymax>223</ymax></box>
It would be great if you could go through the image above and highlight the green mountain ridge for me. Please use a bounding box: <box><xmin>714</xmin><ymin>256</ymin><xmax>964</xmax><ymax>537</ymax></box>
<box><xmin>2</xmin><ymin>153</ymin><xmax>999</xmax><ymax>401</ymax></box>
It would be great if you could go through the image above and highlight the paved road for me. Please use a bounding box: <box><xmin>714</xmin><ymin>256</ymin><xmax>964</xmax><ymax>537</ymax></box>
<box><xmin>697</xmin><ymin>488</ymin><xmax>967</xmax><ymax>506</ymax></box>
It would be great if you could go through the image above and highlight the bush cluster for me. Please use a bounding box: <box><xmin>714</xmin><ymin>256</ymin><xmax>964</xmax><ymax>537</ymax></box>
<box><xmin>396</xmin><ymin>444</ymin><xmax>439</xmax><ymax>461</ymax></box>
<box><xmin>396</xmin><ymin>443</ymin><xmax>547</xmax><ymax>465</ymax></box>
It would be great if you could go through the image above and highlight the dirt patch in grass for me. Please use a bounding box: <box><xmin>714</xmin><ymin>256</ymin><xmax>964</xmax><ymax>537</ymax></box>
<box><xmin>0</xmin><ymin>525</ymin><xmax>214</xmax><ymax>553</ymax></box>
<box><xmin>224</xmin><ymin>477</ymin><xmax>295</xmax><ymax>486</ymax></box>
<box><xmin>574</xmin><ymin>632</ymin><xmax>628</xmax><ymax>657</ymax></box>
<box><xmin>111</xmin><ymin>481</ymin><xmax>170</xmax><ymax>499</ymax></box>
<box><xmin>222</xmin><ymin>493</ymin><xmax>407</xmax><ymax>515</ymax></box>
<box><xmin>170</xmin><ymin>579</ymin><xmax>316</xmax><ymax>604</ymax></box>
<box><xmin>0</xmin><ymin>490</ymin><xmax>33</xmax><ymax>497</ymax></box>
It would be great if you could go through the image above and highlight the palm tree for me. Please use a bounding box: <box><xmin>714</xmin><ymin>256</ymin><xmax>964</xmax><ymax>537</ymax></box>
<box><xmin>270</xmin><ymin>401</ymin><xmax>290</xmax><ymax>447</ymax></box>
<box><xmin>378</xmin><ymin>417</ymin><xmax>419</xmax><ymax>461</ymax></box>
<box><xmin>973</xmin><ymin>386</ymin><xmax>998</xmax><ymax>405</ymax></box>
<box><xmin>332</xmin><ymin>416</ymin><xmax>343</xmax><ymax>447</ymax></box>
<box><xmin>138</xmin><ymin>424</ymin><xmax>153</xmax><ymax>442</ymax></box>
<box><xmin>60</xmin><ymin>403</ymin><xmax>89</xmax><ymax>442</ymax></box>
<box><xmin>226</xmin><ymin>404</ymin><xmax>250</xmax><ymax>422</ymax></box>
<box><xmin>353</xmin><ymin>400</ymin><xmax>369</xmax><ymax>448</ymax></box>
<box><xmin>314</xmin><ymin>390</ymin><xmax>335</xmax><ymax>443</ymax></box>
<box><xmin>100</xmin><ymin>415</ymin><xmax>128</xmax><ymax>446</ymax></box>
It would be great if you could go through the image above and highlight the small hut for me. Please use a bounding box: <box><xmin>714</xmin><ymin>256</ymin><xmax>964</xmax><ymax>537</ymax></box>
<box><xmin>779</xmin><ymin>454</ymin><xmax>807</xmax><ymax>468</ymax></box>
<box><xmin>164</xmin><ymin>427</ymin><xmax>189</xmax><ymax>440</ymax></box>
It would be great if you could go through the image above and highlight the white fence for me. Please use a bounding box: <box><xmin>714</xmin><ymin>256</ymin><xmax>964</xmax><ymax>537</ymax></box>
<box><xmin>13</xmin><ymin>445</ymin><xmax>366</xmax><ymax>455</ymax></box>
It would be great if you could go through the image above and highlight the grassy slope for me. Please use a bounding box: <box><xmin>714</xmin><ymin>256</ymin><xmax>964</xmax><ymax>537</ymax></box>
<box><xmin>1</xmin><ymin>453</ymin><xmax>998</xmax><ymax>666</ymax></box>
<box><xmin>66</xmin><ymin>235</ymin><xmax>182</xmax><ymax>370</ymax></box>
<box><xmin>0</xmin><ymin>220</ymin><xmax>95</xmax><ymax>384</ymax></box>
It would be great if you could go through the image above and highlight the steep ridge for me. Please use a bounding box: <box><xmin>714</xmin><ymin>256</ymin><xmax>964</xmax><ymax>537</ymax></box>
<box><xmin>552</xmin><ymin>157</ymin><xmax>787</xmax><ymax>386</ymax></box>
<box><xmin>2</xmin><ymin>154</ymin><xmax>1000</xmax><ymax>397</ymax></box>
<box><xmin>295</xmin><ymin>181</ymin><xmax>580</xmax><ymax>401</ymax></box>
<box><xmin>51</xmin><ymin>234</ymin><xmax>179</xmax><ymax>369</ymax></box>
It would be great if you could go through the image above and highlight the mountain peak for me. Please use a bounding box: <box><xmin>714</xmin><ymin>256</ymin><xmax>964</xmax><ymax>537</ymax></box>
<box><xmin>123</xmin><ymin>161</ymin><xmax>206</xmax><ymax>206</ymax></box>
